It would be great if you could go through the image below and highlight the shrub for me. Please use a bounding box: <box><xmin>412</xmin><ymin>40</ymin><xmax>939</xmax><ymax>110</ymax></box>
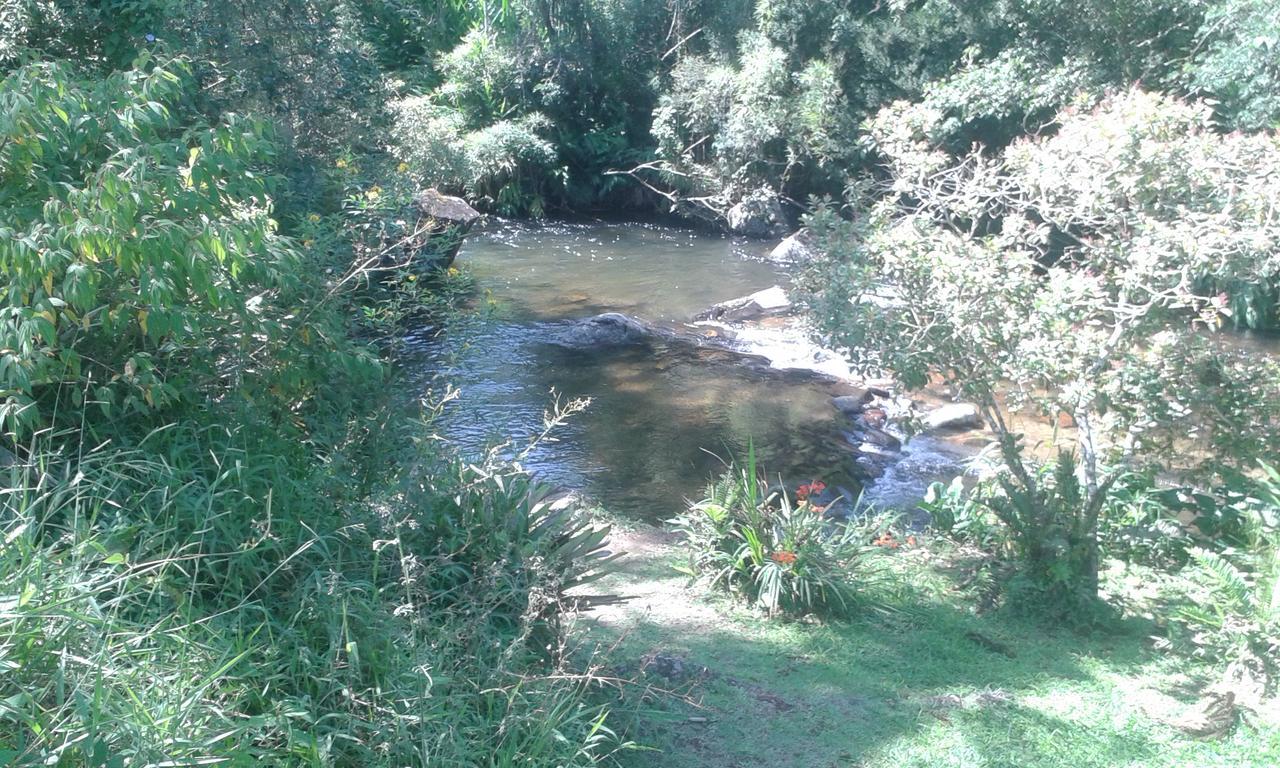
<box><xmin>648</xmin><ymin>33</ymin><xmax>857</xmax><ymax>209</ymax></box>
<box><xmin>920</xmin><ymin>476</ymin><xmax>1004</xmax><ymax>551</ymax></box>
<box><xmin>0</xmin><ymin>57</ymin><xmax>372</xmax><ymax>436</ymax></box>
<box><xmin>1173</xmin><ymin>465</ymin><xmax>1280</xmax><ymax>692</ymax></box>
<box><xmin>806</xmin><ymin>89</ymin><xmax>1280</xmax><ymax>614</ymax></box>
<box><xmin>392</xmin><ymin>97</ymin><xmax>558</xmax><ymax>216</ymax></box>
<box><xmin>670</xmin><ymin>448</ymin><xmax>884</xmax><ymax>618</ymax></box>
<box><xmin>1187</xmin><ymin>0</ymin><xmax>1280</xmax><ymax>131</ymax></box>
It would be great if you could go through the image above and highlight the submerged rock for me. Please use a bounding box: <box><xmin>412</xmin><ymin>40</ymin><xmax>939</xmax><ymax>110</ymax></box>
<box><xmin>922</xmin><ymin>403</ymin><xmax>983</xmax><ymax>432</ymax></box>
<box><xmin>769</xmin><ymin>229</ymin><xmax>818</xmax><ymax>263</ymax></box>
<box><xmin>726</xmin><ymin>191</ymin><xmax>789</xmax><ymax>239</ymax></box>
<box><xmin>552</xmin><ymin>312</ymin><xmax>659</xmax><ymax>349</ymax></box>
<box><xmin>845</xmin><ymin>425</ymin><xmax>902</xmax><ymax>452</ymax></box>
<box><xmin>831</xmin><ymin>390</ymin><xmax>873</xmax><ymax>415</ymax></box>
<box><xmin>694</xmin><ymin>285</ymin><xmax>791</xmax><ymax>322</ymax></box>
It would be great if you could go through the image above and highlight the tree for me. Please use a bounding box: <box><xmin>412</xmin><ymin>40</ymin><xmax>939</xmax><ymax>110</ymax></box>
<box><xmin>805</xmin><ymin>89</ymin><xmax>1280</xmax><ymax>610</ymax></box>
<box><xmin>1187</xmin><ymin>0</ymin><xmax>1280</xmax><ymax>132</ymax></box>
<box><xmin>0</xmin><ymin>57</ymin><xmax>370</xmax><ymax>436</ymax></box>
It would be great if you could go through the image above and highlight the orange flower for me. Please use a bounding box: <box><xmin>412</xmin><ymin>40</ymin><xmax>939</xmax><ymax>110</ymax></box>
<box><xmin>873</xmin><ymin>532</ymin><xmax>900</xmax><ymax>549</ymax></box>
<box><xmin>906</xmin><ymin>535</ymin><xmax>917</xmax><ymax>547</ymax></box>
<box><xmin>795</xmin><ymin>480</ymin><xmax>827</xmax><ymax>501</ymax></box>
<box><xmin>770</xmin><ymin>550</ymin><xmax>798</xmax><ymax>565</ymax></box>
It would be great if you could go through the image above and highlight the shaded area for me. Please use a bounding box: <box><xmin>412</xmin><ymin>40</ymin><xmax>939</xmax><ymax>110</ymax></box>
<box><xmin>585</xmin><ymin>535</ymin><xmax>1278</xmax><ymax>768</ymax></box>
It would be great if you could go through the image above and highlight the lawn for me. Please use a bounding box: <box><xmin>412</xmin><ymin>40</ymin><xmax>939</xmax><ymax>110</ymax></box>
<box><xmin>583</xmin><ymin>527</ymin><xmax>1280</xmax><ymax>768</ymax></box>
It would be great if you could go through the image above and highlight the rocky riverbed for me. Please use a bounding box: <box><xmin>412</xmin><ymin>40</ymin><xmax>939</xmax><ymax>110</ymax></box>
<box><xmin>409</xmin><ymin>219</ymin><xmax>986</xmax><ymax>521</ymax></box>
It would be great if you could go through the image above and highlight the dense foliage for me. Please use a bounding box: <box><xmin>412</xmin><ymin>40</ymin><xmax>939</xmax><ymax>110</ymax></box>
<box><xmin>1</xmin><ymin>4</ymin><xmax>627</xmax><ymax>765</ymax></box>
<box><xmin>805</xmin><ymin>88</ymin><xmax>1280</xmax><ymax>614</ymax></box>
<box><xmin>7</xmin><ymin>0</ymin><xmax>1280</xmax><ymax>762</ymax></box>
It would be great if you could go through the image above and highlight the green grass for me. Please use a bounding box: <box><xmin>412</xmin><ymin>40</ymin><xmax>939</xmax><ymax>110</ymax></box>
<box><xmin>590</xmin><ymin>532</ymin><xmax>1280</xmax><ymax>768</ymax></box>
<box><xmin>0</xmin><ymin>426</ymin><xmax>630</xmax><ymax>766</ymax></box>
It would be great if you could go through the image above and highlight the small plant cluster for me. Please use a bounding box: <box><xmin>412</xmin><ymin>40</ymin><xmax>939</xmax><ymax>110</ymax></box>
<box><xmin>671</xmin><ymin>448</ymin><xmax>884</xmax><ymax>618</ymax></box>
<box><xmin>922</xmin><ymin>460</ymin><xmax>1280</xmax><ymax>692</ymax></box>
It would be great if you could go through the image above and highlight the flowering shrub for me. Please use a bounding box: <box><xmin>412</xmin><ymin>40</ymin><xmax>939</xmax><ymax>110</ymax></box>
<box><xmin>670</xmin><ymin>450</ymin><xmax>885</xmax><ymax>618</ymax></box>
<box><xmin>807</xmin><ymin>89</ymin><xmax>1280</xmax><ymax>616</ymax></box>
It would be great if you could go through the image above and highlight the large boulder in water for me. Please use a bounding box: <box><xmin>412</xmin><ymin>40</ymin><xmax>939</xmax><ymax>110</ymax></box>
<box><xmin>725</xmin><ymin>190</ymin><xmax>789</xmax><ymax>239</ymax></box>
<box><xmin>694</xmin><ymin>285</ymin><xmax>791</xmax><ymax>322</ymax></box>
<box><xmin>552</xmin><ymin>313</ymin><xmax>660</xmax><ymax>350</ymax></box>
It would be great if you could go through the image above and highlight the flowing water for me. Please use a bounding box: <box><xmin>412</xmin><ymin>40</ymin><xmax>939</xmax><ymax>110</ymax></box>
<box><xmin>406</xmin><ymin>220</ymin><xmax>865</xmax><ymax>521</ymax></box>
<box><xmin>405</xmin><ymin>221</ymin><xmax>1279</xmax><ymax>522</ymax></box>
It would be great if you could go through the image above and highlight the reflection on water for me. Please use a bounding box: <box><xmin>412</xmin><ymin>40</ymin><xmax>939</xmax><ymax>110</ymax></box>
<box><xmin>461</xmin><ymin>219</ymin><xmax>781</xmax><ymax>322</ymax></box>
<box><xmin>404</xmin><ymin>220</ymin><xmax>859</xmax><ymax>521</ymax></box>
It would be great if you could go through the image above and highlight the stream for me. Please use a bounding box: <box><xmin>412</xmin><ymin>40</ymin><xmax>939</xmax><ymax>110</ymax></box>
<box><xmin>405</xmin><ymin>220</ymin><xmax>964</xmax><ymax>522</ymax></box>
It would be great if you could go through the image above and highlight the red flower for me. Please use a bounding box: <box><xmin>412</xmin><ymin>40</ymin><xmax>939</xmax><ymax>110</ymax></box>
<box><xmin>795</xmin><ymin>480</ymin><xmax>827</xmax><ymax>501</ymax></box>
<box><xmin>873</xmin><ymin>532</ymin><xmax>900</xmax><ymax>549</ymax></box>
<box><xmin>770</xmin><ymin>551</ymin><xmax>798</xmax><ymax>565</ymax></box>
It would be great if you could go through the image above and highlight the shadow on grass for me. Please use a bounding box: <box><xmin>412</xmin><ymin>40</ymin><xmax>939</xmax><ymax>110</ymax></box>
<box><xmin>596</xmin><ymin>584</ymin><xmax>1164</xmax><ymax>768</ymax></box>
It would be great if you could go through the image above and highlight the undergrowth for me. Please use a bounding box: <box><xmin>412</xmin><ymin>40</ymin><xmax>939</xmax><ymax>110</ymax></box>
<box><xmin>0</xmin><ymin>419</ymin><xmax>630</xmax><ymax>766</ymax></box>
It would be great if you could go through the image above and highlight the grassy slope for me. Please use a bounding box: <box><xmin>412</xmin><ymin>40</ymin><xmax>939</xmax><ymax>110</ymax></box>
<box><xmin>585</xmin><ymin>527</ymin><xmax>1280</xmax><ymax>768</ymax></box>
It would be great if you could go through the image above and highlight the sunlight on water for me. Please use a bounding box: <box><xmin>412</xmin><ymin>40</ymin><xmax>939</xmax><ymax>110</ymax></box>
<box><xmin>404</xmin><ymin>220</ymin><xmax>859</xmax><ymax>521</ymax></box>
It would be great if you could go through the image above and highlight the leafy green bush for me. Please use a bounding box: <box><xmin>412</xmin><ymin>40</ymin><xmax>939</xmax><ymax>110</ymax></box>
<box><xmin>1187</xmin><ymin>0</ymin><xmax>1280</xmax><ymax>131</ymax></box>
<box><xmin>671</xmin><ymin>448</ymin><xmax>884</xmax><ymax>618</ymax></box>
<box><xmin>920</xmin><ymin>476</ymin><xmax>1004</xmax><ymax>550</ymax></box>
<box><xmin>807</xmin><ymin>89</ymin><xmax>1280</xmax><ymax>615</ymax></box>
<box><xmin>392</xmin><ymin>95</ymin><xmax>558</xmax><ymax>216</ymax></box>
<box><xmin>649</xmin><ymin>32</ymin><xmax>857</xmax><ymax>208</ymax></box>
<box><xmin>1172</xmin><ymin>465</ymin><xmax>1280</xmax><ymax>691</ymax></box>
<box><xmin>920</xmin><ymin>453</ymin><xmax>1108</xmax><ymax>618</ymax></box>
<box><xmin>0</xmin><ymin>56</ymin><xmax>372</xmax><ymax>435</ymax></box>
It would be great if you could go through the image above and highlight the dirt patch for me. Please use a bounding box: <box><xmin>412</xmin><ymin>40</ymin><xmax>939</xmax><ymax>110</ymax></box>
<box><xmin>587</xmin><ymin>524</ymin><xmax>729</xmax><ymax>636</ymax></box>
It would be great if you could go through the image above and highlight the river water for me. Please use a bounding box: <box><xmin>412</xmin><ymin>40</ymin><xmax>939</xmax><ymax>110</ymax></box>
<box><xmin>405</xmin><ymin>221</ymin><xmax>1279</xmax><ymax>522</ymax></box>
<box><xmin>406</xmin><ymin>220</ymin><xmax>864</xmax><ymax>521</ymax></box>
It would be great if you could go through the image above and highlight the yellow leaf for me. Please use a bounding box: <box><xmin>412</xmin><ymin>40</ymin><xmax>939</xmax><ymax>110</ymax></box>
<box><xmin>43</xmin><ymin>273</ymin><xmax>54</xmax><ymax>296</ymax></box>
<box><xmin>300</xmin><ymin>326</ymin><xmax>311</xmax><ymax>344</ymax></box>
<box><xmin>138</xmin><ymin>309</ymin><xmax>148</xmax><ymax>335</ymax></box>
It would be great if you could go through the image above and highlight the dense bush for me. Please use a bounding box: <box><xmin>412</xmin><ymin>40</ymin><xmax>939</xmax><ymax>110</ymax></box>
<box><xmin>0</xmin><ymin>432</ymin><xmax>623</xmax><ymax>765</ymax></box>
<box><xmin>1125</xmin><ymin>467</ymin><xmax>1277</xmax><ymax>692</ymax></box>
<box><xmin>649</xmin><ymin>32</ymin><xmax>858</xmax><ymax>211</ymax></box>
<box><xmin>806</xmin><ymin>89</ymin><xmax>1280</xmax><ymax>612</ymax></box>
<box><xmin>1</xmin><ymin>25</ymin><xmax>628</xmax><ymax>766</ymax></box>
<box><xmin>0</xmin><ymin>57</ymin><xmax>374</xmax><ymax>436</ymax></box>
<box><xmin>1186</xmin><ymin>0</ymin><xmax>1280</xmax><ymax>132</ymax></box>
<box><xmin>392</xmin><ymin>92</ymin><xmax>558</xmax><ymax>216</ymax></box>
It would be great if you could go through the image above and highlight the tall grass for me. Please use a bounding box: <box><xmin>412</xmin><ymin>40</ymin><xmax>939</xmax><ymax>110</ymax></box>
<box><xmin>0</xmin><ymin>422</ymin><xmax>627</xmax><ymax>766</ymax></box>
